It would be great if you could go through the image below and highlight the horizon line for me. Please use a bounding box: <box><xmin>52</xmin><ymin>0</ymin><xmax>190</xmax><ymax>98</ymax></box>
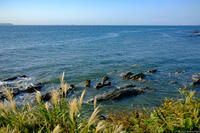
<box><xmin>1</xmin><ymin>24</ymin><xmax>200</xmax><ymax>26</ymax></box>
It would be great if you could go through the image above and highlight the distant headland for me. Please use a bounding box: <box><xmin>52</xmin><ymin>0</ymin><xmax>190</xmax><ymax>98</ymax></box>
<box><xmin>0</xmin><ymin>23</ymin><xmax>14</xmax><ymax>26</ymax></box>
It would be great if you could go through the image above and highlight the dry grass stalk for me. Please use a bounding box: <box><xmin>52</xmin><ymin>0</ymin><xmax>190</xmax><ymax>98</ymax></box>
<box><xmin>88</xmin><ymin>106</ymin><xmax>100</xmax><ymax>127</ymax></box>
<box><xmin>2</xmin><ymin>87</ymin><xmax>17</xmax><ymax>113</ymax></box>
<box><xmin>69</xmin><ymin>98</ymin><xmax>77</xmax><ymax>124</ymax></box>
<box><xmin>52</xmin><ymin>125</ymin><xmax>61</xmax><ymax>133</ymax></box>
<box><xmin>94</xmin><ymin>97</ymin><xmax>97</xmax><ymax>109</ymax></box>
<box><xmin>95</xmin><ymin>121</ymin><xmax>105</xmax><ymax>133</ymax></box>
<box><xmin>35</xmin><ymin>91</ymin><xmax>41</xmax><ymax>104</ymax></box>
<box><xmin>79</xmin><ymin>89</ymin><xmax>86</xmax><ymax>108</ymax></box>
<box><xmin>51</xmin><ymin>90</ymin><xmax>59</xmax><ymax>105</ymax></box>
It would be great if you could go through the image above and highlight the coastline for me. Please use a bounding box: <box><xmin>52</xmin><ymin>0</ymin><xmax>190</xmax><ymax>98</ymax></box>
<box><xmin>0</xmin><ymin>75</ymin><xmax>199</xmax><ymax>132</ymax></box>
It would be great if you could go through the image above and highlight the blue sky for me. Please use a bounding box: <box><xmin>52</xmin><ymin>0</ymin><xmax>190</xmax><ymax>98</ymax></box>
<box><xmin>0</xmin><ymin>0</ymin><xmax>200</xmax><ymax>25</ymax></box>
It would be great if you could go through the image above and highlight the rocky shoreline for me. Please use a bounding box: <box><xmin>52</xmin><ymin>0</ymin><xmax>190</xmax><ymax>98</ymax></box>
<box><xmin>0</xmin><ymin>69</ymin><xmax>200</xmax><ymax>103</ymax></box>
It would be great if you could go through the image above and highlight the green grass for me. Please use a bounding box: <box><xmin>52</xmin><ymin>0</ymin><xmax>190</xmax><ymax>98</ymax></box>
<box><xmin>109</xmin><ymin>88</ymin><xmax>200</xmax><ymax>132</ymax></box>
<box><xmin>0</xmin><ymin>73</ymin><xmax>200</xmax><ymax>133</ymax></box>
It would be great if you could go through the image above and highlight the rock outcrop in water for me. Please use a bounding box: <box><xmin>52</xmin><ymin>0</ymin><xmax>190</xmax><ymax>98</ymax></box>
<box><xmin>41</xmin><ymin>89</ymin><xmax>74</xmax><ymax>101</ymax></box>
<box><xmin>69</xmin><ymin>84</ymin><xmax>75</xmax><ymax>90</ymax></box>
<box><xmin>3</xmin><ymin>69</ymin><xmax>200</xmax><ymax>104</ymax></box>
<box><xmin>122</xmin><ymin>72</ymin><xmax>133</xmax><ymax>79</ymax></box>
<box><xmin>41</xmin><ymin>84</ymin><xmax>75</xmax><ymax>101</ymax></box>
<box><xmin>84</xmin><ymin>80</ymin><xmax>91</xmax><ymax>88</ymax></box>
<box><xmin>190</xmin><ymin>79</ymin><xmax>200</xmax><ymax>86</ymax></box>
<box><xmin>95</xmin><ymin>81</ymin><xmax>111</xmax><ymax>89</ymax></box>
<box><xmin>41</xmin><ymin>92</ymin><xmax>52</xmax><ymax>101</ymax></box>
<box><xmin>193</xmin><ymin>30</ymin><xmax>200</xmax><ymax>34</ymax></box>
<box><xmin>143</xmin><ymin>87</ymin><xmax>155</xmax><ymax>90</ymax></box>
<box><xmin>116</xmin><ymin>84</ymin><xmax>136</xmax><ymax>90</ymax></box>
<box><xmin>192</xmin><ymin>31</ymin><xmax>200</xmax><ymax>37</ymax></box>
<box><xmin>175</xmin><ymin>70</ymin><xmax>186</xmax><ymax>75</ymax></box>
<box><xmin>97</xmin><ymin>115</ymin><xmax>112</xmax><ymax>121</ymax></box>
<box><xmin>130</xmin><ymin>73</ymin><xmax>145</xmax><ymax>80</ymax></box>
<box><xmin>89</xmin><ymin>87</ymin><xmax>142</xmax><ymax>102</ymax></box>
<box><xmin>95</xmin><ymin>76</ymin><xmax>111</xmax><ymax>89</ymax></box>
<box><xmin>193</xmin><ymin>30</ymin><xmax>200</xmax><ymax>33</ymax></box>
<box><xmin>0</xmin><ymin>82</ymin><xmax>44</xmax><ymax>100</ymax></box>
<box><xmin>148</xmin><ymin>69</ymin><xmax>157</xmax><ymax>74</ymax></box>
<box><xmin>89</xmin><ymin>85</ymin><xmax>155</xmax><ymax>102</ymax></box>
<box><xmin>192</xmin><ymin>73</ymin><xmax>200</xmax><ymax>81</ymax></box>
<box><xmin>122</xmin><ymin>72</ymin><xmax>145</xmax><ymax>81</ymax></box>
<box><xmin>101</xmin><ymin>76</ymin><xmax>109</xmax><ymax>84</ymax></box>
<box><xmin>2</xmin><ymin>75</ymin><xmax>27</xmax><ymax>82</ymax></box>
<box><xmin>22</xmin><ymin>83</ymin><xmax>43</xmax><ymax>93</ymax></box>
<box><xmin>190</xmin><ymin>73</ymin><xmax>200</xmax><ymax>86</ymax></box>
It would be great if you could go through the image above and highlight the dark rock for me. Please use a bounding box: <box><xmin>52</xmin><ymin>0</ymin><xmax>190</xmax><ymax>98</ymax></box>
<box><xmin>117</xmin><ymin>84</ymin><xmax>136</xmax><ymax>90</ymax></box>
<box><xmin>102</xmin><ymin>76</ymin><xmax>109</xmax><ymax>84</ymax></box>
<box><xmin>90</xmin><ymin>87</ymin><xmax>143</xmax><ymax>102</ymax></box>
<box><xmin>89</xmin><ymin>84</ymin><xmax>156</xmax><ymax>102</ymax></box>
<box><xmin>3</xmin><ymin>75</ymin><xmax>27</xmax><ymax>82</ymax></box>
<box><xmin>136</xmin><ymin>88</ymin><xmax>143</xmax><ymax>92</ymax></box>
<box><xmin>65</xmin><ymin>88</ymin><xmax>74</xmax><ymax>96</ymax></box>
<box><xmin>148</xmin><ymin>69</ymin><xmax>157</xmax><ymax>73</ymax></box>
<box><xmin>169</xmin><ymin>81</ymin><xmax>178</xmax><ymax>84</ymax></box>
<box><xmin>22</xmin><ymin>84</ymin><xmax>43</xmax><ymax>93</ymax></box>
<box><xmin>144</xmin><ymin>87</ymin><xmax>155</xmax><ymax>90</ymax></box>
<box><xmin>95</xmin><ymin>83</ymin><xmax>104</xmax><ymax>89</ymax></box>
<box><xmin>41</xmin><ymin>92</ymin><xmax>52</xmax><ymax>101</ymax></box>
<box><xmin>104</xmin><ymin>81</ymin><xmax>111</xmax><ymax>86</ymax></box>
<box><xmin>84</xmin><ymin>80</ymin><xmax>91</xmax><ymax>88</ymax></box>
<box><xmin>69</xmin><ymin>84</ymin><xmax>75</xmax><ymax>90</ymax></box>
<box><xmin>193</xmin><ymin>31</ymin><xmax>200</xmax><ymax>34</ymax></box>
<box><xmin>192</xmin><ymin>73</ymin><xmax>200</xmax><ymax>81</ymax></box>
<box><xmin>59</xmin><ymin>84</ymin><xmax>75</xmax><ymax>91</ymax></box>
<box><xmin>190</xmin><ymin>79</ymin><xmax>200</xmax><ymax>86</ymax></box>
<box><xmin>98</xmin><ymin>115</ymin><xmax>107</xmax><ymax>120</ymax></box>
<box><xmin>122</xmin><ymin>72</ymin><xmax>133</xmax><ymax>79</ymax></box>
<box><xmin>95</xmin><ymin>80</ymin><xmax>111</xmax><ymax>89</ymax></box>
<box><xmin>130</xmin><ymin>73</ymin><xmax>145</xmax><ymax>80</ymax></box>
<box><xmin>175</xmin><ymin>70</ymin><xmax>186</xmax><ymax>75</ymax></box>
<box><xmin>10</xmin><ymin>88</ymin><xmax>20</xmax><ymax>96</ymax></box>
<box><xmin>41</xmin><ymin>87</ymin><xmax>75</xmax><ymax>101</ymax></box>
<box><xmin>97</xmin><ymin>115</ymin><xmax>113</xmax><ymax>122</ymax></box>
<box><xmin>35</xmin><ymin>82</ymin><xmax>43</xmax><ymax>85</ymax></box>
<box><xmin>122</xmin><ymin>72</ymin><xmax>145</xmax><ymax>81</ymax></box>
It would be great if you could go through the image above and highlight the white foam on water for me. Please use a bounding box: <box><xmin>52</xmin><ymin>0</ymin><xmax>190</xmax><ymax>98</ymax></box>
<box><xmin>147</xmin><ymin>28</ymin><xmax>162</xmax><ymax>31</ymax></box>
<box><xmin>119</xmin><ymin>72</ymin><xmax>126</xmax><ymax>77</ymax></box>
<box><xmin>161</xmin><ymin>33</ymin><xmax>172</xmax><ymax>38</ymax></box>
<box><xmin>195</xmin><ymin>32</ymin><xmax>200</xmax><ymax>35</ymax></box>
<box><xmin>0</xmin><ymin>77</ymin><xmax>32</xmax><ymax>86</ymax></box>
<box><xmin>0</xmin><ymin>81</ymin><xmax>3</xmax><ymax>86</ymax></box>
<box><xmin>92</xmin><ymin>32</ymin><xmax>120</xmax><ymax>41</ymax></box>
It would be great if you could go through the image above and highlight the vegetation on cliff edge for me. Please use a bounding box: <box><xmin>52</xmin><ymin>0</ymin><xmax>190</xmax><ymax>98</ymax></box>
<box><xmin>0</xmin><ymin>73</ymin><xmax>199</xmax><ymax>133</ymax></box>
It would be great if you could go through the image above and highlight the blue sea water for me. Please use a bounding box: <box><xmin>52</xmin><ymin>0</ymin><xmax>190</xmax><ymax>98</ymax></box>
<box><xmin>0</xmin><ymin>26</ymin><xmax>200</xmax><ymax>111</ymax></box>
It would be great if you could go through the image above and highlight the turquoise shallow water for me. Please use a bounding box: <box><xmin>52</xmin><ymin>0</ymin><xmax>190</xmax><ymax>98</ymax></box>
<box><xmin>0</xmin><ymin>26</ymin><xmax>200</xmax><ymax>111</ymax></box>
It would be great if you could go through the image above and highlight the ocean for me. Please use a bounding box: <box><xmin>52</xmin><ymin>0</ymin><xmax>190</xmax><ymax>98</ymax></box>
<box><xmin>0</xmin><ymin>25</ymin><xmax>200</xmax><ymax>111</ymax></box>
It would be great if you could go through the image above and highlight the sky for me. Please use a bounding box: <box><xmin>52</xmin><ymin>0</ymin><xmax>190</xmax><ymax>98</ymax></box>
<box><xmin>0</xmin><ymin>0</ymin><xmax>200</xmax><ymax>25</ymax></box>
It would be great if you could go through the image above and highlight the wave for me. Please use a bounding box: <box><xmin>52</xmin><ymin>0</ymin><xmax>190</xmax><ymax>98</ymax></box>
<box><xmin>51</xmin><ymin>32</ymin><xmax>120</xmax><ymax>44</ymax></box>
<box><xmin>160</xmin><ymin>33</ymin><xmax>172</xmax><ymax>38</ymax></box>
<box><xmin>78</xmin><ymin>32</ymin><xmax>120</xmax><ymax>42</ymax></box>
<box><xmin>0</xmin><ymin>77</ymin><xmax>32</xmax><ymax>86</ymax></box>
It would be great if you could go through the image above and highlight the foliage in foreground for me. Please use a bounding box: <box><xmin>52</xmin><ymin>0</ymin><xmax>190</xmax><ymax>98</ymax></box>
<box><xmin>110</xmin><ymin>88</ymin><xmax>200</xmax><ymax>132</ymax></box>
<box><xmin>0</xmin><ymin>73</ymin><xmax>199</xmax><ymax>133</ymax></box>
